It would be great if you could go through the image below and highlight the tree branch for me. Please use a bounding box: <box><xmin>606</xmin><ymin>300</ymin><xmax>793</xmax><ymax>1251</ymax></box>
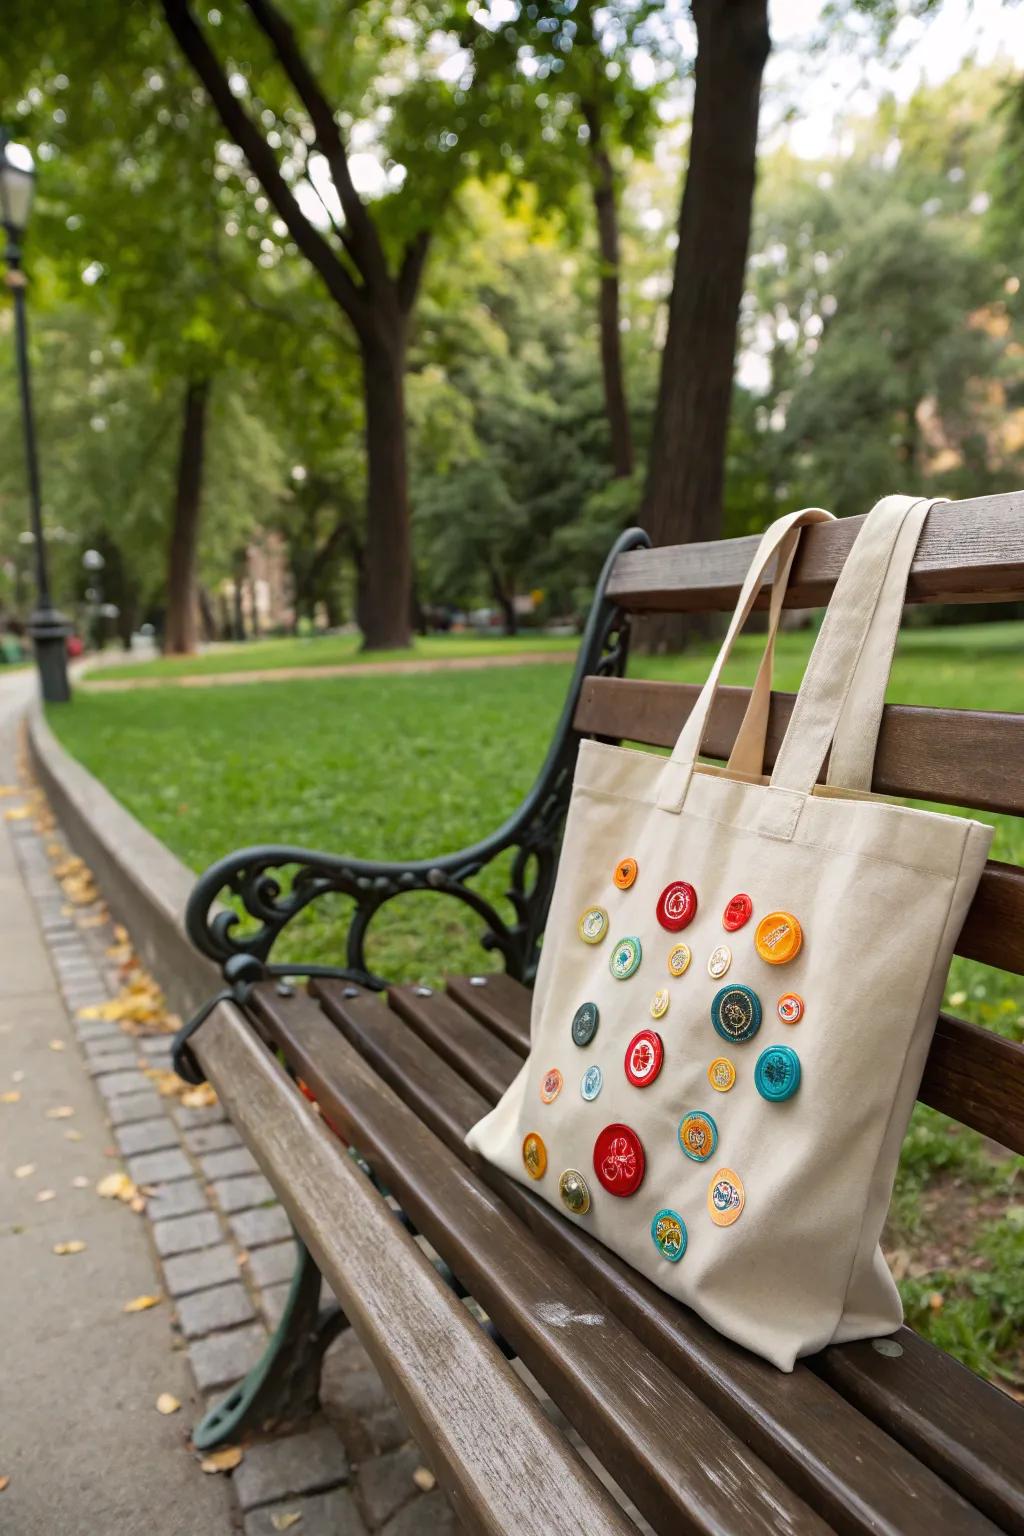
<box><xmin>397</xmin><ymin>229</ymin><xmax>431</xmax><ymax>314</ymax></box>
<box><xmin>161</xmin><ymin>0</ymin><xmax>371</xmax><ymax>338</ymax></box>
<box><xmin>242</xmin><ymin>0</ymin><xmax>390</xmax><ymax>289</ymax></box>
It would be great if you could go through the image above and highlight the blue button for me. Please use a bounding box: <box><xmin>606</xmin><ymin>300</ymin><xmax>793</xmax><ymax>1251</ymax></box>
<box><xmin>710</xmin><ymin>984</ymin><xmax>762</xmax><ymax>1044</ymax></box>
<box><xmin>651</xmin><ymin>1208</ymin><xmax>687</xmax><ymax>1262</ymax></box>
<box><xmin>581</xmin><ymin>1064</ymin><xmax>603</xmax><ymax>1101</ymax></box>
<box><xmin>754</xmin><ymin>1044</ymin><xmax>801</xmax><ymax>1101</ymax></box>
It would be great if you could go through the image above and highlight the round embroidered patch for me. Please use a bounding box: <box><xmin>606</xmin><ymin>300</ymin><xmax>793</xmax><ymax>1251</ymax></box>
<box><xmin>613</xmin><ymin>857</ymin><xmax>638</xmax><ymax>890</ymax></box>
<box><xmin>754</xmin><ymin>1044</ymin><xmax>802</xmax><ymax>1102</ymax></box>
<box><xmin>578</xmin><ymin>906</ymin><xmax>608</xmax><ymax>945</ymax></box>
<box><xmin>656</xmin><ymin>881</ymin><xmax>697</xmax><ymax>932</ymax></box>
<box><xmin>707</xmin><ymin>944</ymin><xmax>732</xmax><ymax>980</ymax></box>
<box><xmin>707</xmin><ymin>1168</ymin><xmax>745</xmax><ymax>1227</ymax></box>
<box><xmin>651</xmin><ymin>1208</ymin><xmax>687</xmax><ymax>1263</ymax></box>
<box><xmin>580</xmin><ymin>1063</ymin><xmax>603</xmax><ymax>1101</ymax></box>
<box><xmin>754</xmin><ymin>911</ymin><xmax>803</xmax><ymax>965</ymax></box>
<box><xmin>559</xmin><ymin>1169</ymin><xmax>591</xmax><ymax>1215</ymax></box>
<box><xmin>571</xmin><ymin>1002</ymin><xmax>600</xmax><ymax>1048</ymax></box>
<box><xmin>678</xmin><ymin>1110</ymin><xmax>718</xmax><ymax>1162</ymax></box>
<box><xmin>540</xmin><ymin>1068</ymin><xmax>563</xmax><ymax>1104</ymax></box>
<box><xmin>723</xmin><ymin>893</ymin><xmax>753</xmax><ymax>932</ymax></box>
<box><xmin>522</xmin><ymin>1132</ymin><xmax>547</xmax><ymax>1180</ymax></box>
<box><xmin>593</xmin><ymin>1123</ymin><xmax>646</xmax><ymax>1196</ymax></box>
<box><xmin>667</xmin><ymin>942</ymin><xmax>692</xmax><ymax>977</ymax></box>
<box><xmin>609</xmin><ymin>935</ymin><xmax>642</xmax><ymax>980</ymax></box>
<box><xmin>624</xmin><ymin>1029</ymin><xmax>664</xmax><ymax>1088</ymax></box>
<box><xmin>777</xmin><ymin>992</ymin><xmax>804</xmax><ymax>1025</ymax></box>
<box><xmin>711</xmin><ymin>984</ymin><xmax>762</xmax><ymax>1044</ymax></box>
<box><xmin>650</xmin><ymin>988</ymin><xmax>670</xmax><ymax>1020</ymax></box>
<box><xmin>707</xmin><ymin>1057</ymin><xmax>736</xmax><ymax>1093</ymax></box>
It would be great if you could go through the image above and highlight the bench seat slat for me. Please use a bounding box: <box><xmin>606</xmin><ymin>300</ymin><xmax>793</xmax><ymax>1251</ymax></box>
<box><xmin>573</xmin><ymin>678</ymin><xmax>1024</xmax><ymax>821</ymax></box>
<box><xmin>308</xmin><ymin>977</ymin><xmax>1017</xmax><ymax>1536</ymax></box>
<box><xmin>191</xmin><ymin>1001</ymin><xmax>635</xmax><ymax>1536</ymax></box>
<box><xmin>605</xmin><ymin>494</ymin><xmax>1024</xmax><ymax>612</ymax></box>
<box><xmin>388</xmin><ymin>984</ymin><xmax>522</xmax><ymax>1098</ymax></box>
<box><xmin>445</xmin><ymin>972</ymin><xmax>532</xmax><ymax>1055</ymax></box>
<box><xmin>252</xmin><ymin>983</ymin><xmax>835</xmax><ymax>1536</ymax></box>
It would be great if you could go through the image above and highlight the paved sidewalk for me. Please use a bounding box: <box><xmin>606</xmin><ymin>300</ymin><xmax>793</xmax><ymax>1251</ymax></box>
<box><xmin>1</xmin><ymin>673</ymin><xmax>457</xmax><ymax>1536</ymax></box>
<box><xmin>79</xmin><ymin>649</ymin><xmax>573</xmax><ymax>692</ymax></box>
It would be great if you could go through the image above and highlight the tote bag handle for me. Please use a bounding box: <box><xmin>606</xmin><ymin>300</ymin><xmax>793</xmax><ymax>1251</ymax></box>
<box><xmin>725</xmin><ymin>521</ymin><xmax>808</xmax><ymax>777</ymax></box>
<box><xmin>754</xmin><ymin>495</ymin><xmax>939</xmax><ymax>838</ymax></box>
<box><xmin>656</xmin><ymin>506</ymin><xmax>834</xmax><ymax>813</ymax></box>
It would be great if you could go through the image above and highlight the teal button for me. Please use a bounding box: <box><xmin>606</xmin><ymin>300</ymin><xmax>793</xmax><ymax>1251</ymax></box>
<box><xmin>651</xmin><ymin>1208</ymin><xmax>687</xmax><ymax>1262</ymax></box>
<box><xmin>711</xmin><ymin>984</ymin><xmax>762</xmax><ymax>1044</ymax></box>
<box><xmin>754</xmin><ymin>1044</ymin><xmax>801</xmax><ymax>1102</ymax></box>
<box><xmin>609</xmin><ymin>935</ymin><xmax>642</xmax><ymax>980</ymax></box>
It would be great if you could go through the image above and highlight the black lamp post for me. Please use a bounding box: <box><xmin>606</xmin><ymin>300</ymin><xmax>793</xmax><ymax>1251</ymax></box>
<box><xmin>1</xmin><ymin>127</ymin><xmax>70</xmax><ymax>703</ymax></box>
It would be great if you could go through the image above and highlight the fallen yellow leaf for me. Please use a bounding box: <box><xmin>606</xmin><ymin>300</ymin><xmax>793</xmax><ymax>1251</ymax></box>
<box><xmin>53</xmin><ymin>1240</ymin><xmax>86</xmax><ymax>1255</ymax></box>
<box><xmin>181</xmin><ymin>1083</ymin><xmax>217</xmax><ymax>1109</ymax></box>
<box><xmin>36</xmin><ymin>1189</ymin><xmax>56</xmax><ymax>1203</ymax></box>
<box><xmin>123</xmin><ymin>1294</ymin><xmax>161</xmax><ymax>1313</ymax></box>
<box><xmin>14</xmin><ymin>1164</ymin><xmax>35</xmax><ymax>1179</ymax></box>
<box><xmin>113</xmin><ymin>924</ymin><xmax>129</xmax><ymax>944</ymax></box>
<box><xmin>48</xmin><ymin>1040</ymin><xmax>65</xmax><ymax>1053</ymax></box>
<box><xmin>200</xmin><ymin>1446</ymin><xmax>243</xmax><ymax>1473</ymax></box>
<box><xmin>271</xmin><ymin>1515</ymin><xmax>302</xmax><ymax>1531</ymax></box>
<box><xmin>45</xmin><ymin>1105</ymin><xmax>74</xmax><ymax>1119</ymax></box>
<box><xmin>412</xmin><ymin>1467</ymin><xmax>436</xmax><ymax>1492</ymax></box>
<box><xmin>129</xmin><ymin>1194</ymin><xmax>148</xmax><ymax>1214</ymax></box>
<box><xmin>156</xmin><ymin>1393</ymin><xmax>181</xmax><ymax>1415</ymax></box>
<box><xmin>1</xmin><ymin>1091</ymin><xmax>21</xmax><ymax>1105</ymax></box>
<box><xmin>0</xmin><ymin>1474</ymin><xmax>9</xmax><ymax>1492</ymax></box>
<box><xmin>4</xmin><ymin>805</ymin><xmax>32</xmax><ymax>821</ymax></box>
<box><xmin>0</xmin><ymin>783</ymin><xmax>21</xmax><ymax>795</ymax></box>
<box><xmin>97</xmin><ymin>1172</ymin><xmax>137</xmax><ymax>1203</ymax></box>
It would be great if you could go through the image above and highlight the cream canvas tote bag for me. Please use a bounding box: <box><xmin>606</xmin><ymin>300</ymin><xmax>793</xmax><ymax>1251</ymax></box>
<box><xmin>466</xmin><ymin>496</ymin><xmax>994</xmax><ymax>1371</ymax></box>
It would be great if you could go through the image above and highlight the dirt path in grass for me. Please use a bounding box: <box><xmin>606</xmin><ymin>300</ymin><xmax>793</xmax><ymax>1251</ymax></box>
<box><xmin>80</xmin><ymin>649</ymin><xmax>576</xmax><ymax>692</ymax></box>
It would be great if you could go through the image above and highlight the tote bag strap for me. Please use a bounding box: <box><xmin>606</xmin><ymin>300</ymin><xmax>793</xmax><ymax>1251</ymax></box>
<box><xmin>757</xmin><ymin>495</ymin><xmax>936</xmax><ymax>838</ymax></box>
<box><xmin>725</xmin><ymin>523</ymin><xmax>805</xmax><ymax>776</ymax></box>
<box><xmin>656</xmin><ymin>506</ymin><xmax>834</xmax><ymax>814</ymax></box>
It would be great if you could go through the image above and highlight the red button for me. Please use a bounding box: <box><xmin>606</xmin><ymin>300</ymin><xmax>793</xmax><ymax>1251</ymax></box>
<box><xmin>593</xmin><ymin>1123</ymin><xmax>646</xmax><ymax>1197</ymax></box>
<box><xmin>656</xmin><ymin>881</ymin><xmax>697</xmax><ymax>932</ymax></box>
<box><xmin>624</xmin><ymin>1029</ymin><xmax>664</xmax><ymax>1088</ymax></box>
<box><xmin>723</xmin><ymin>893</ymin><xmax>753</xmax><ymax>932</ymax></box>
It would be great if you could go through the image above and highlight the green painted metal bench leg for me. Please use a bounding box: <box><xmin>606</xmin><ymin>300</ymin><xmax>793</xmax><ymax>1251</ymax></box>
<box><xmin>192</xmin><ymin>1232</ymin><xmax>349</xmax><ymax>1450</ymax></box>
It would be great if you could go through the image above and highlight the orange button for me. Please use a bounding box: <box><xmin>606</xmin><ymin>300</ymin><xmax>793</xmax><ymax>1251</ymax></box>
<box><xmin>613</xmin><ymin>857</ymin><xmax>638</xmax><ymax>890</ymax></box>
<box><xmin>754</xmin><ymin>911</ymin><xmax>802</xmax><ymax>965</ymax></box>
<box><xmin>522</xmin><ymin>1131</ymin><xmax>547</xmax><ymax>1180</ymax></box>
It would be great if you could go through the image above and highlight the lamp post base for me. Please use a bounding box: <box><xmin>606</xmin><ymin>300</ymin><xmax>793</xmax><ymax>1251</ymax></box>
<box><xmin>28</xmin><ymin>606</ymin><xmax>72</xmax><ymax>704</ymax></box>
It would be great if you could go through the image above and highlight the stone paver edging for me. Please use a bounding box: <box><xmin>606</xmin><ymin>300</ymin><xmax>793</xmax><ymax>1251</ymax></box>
<box><xmin>81</xmin><ymin>649</ymin><xmax>574</xmax><ymax>692</ymax></box>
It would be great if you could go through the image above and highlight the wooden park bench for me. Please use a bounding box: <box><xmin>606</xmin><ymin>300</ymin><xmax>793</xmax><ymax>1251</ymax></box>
<box><xmin>175</xmin><ymin>493</ymin><xmax>1024</xmax><ymax>1535</ymax></box>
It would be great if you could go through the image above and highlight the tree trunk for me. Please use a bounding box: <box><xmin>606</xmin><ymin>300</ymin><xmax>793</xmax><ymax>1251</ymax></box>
<box><xmin>638</xmin><ymin>0</ymin><xmax>770</xmax><ymax>652</ymax></box>
<box><xmin>588</xmin><ymin>123</ymin><xmax>633</xmax><ymax>479</ymax></box>
<box><xmin>164</xmin><ymin>378</ymin><xmax>210</xmax><ymax>655</ymax></box>
<box><xmin>489</xmin><ymin>563</ymin><xmax>517</xmax><ymax>637</ymax></box>
<box><xmin>360</xmin><ymin>327</ymin><xmax>413</xmax><ymax>650</ymax></box>
<box><xmin>232</xmin><ymin>552</ymin><xmax>247</xmax><ymax>641</ymax></box>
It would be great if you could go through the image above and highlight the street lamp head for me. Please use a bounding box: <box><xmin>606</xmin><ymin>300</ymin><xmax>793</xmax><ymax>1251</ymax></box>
<box><xmin>0</xmin><ymin>130</ymin><xmax>36</xmax><ymax>241</ymax></box>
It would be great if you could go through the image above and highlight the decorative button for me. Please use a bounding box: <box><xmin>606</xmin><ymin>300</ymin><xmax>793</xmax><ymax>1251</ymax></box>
<box><xmin>754</xmin><ymin>1044</ymin><xmax>802</xmax><ymax>1102</ymax></box>
<box><xmin>707</xmin><ymin>944</ymin><xmax>732</xmax><ymax>980</ymax></box>
<box><xmin>667</xmin><ymin>943</ymin><xmax>692</xmax><ymax>977</ymax></box>
<box><xmin>609</xmin><ymin>935</ymin><xmax>642</xmax><ymax>980</ymax></box>
<box><xmin>707</xmin><ymin>1168</ymin><xmax>745</xmax><ymax>1227</ymax></box>
<box><xmin>558</xmin><ymin>1169</ymin><xmax>591</xmax><ymax>1215</ymax></box>
<box><xmin>571</xmin><ymin>1002</ymin><xmax>600</xmax><ymax>1047</ymax></box>
<box><xmin>678</xmin><ymin>1109</ymin><xmax>718</xmax><ymax>1162</ymax></box>
<box><xmin>723</xmin><ymin>893</ymin><xmax>753</xmax><ymax>932</ymax></box>
<box><xmin>522</xmin><ymin>1132</ymin><xmax>547</xmax><ymax>1180</ymax></box>
<box><xmin>624</xmin><ymin>1029</ymin><xmax>664</xmax><ymax>1088</ymax></box>
<box><xmin>540</xmin><ymin>1068</ymin><xmax>563</xmax><ymax>1104</ymax></box>
<box><xmin>777</xmin><ymin>992</ymin><xmax>804</xmax><ymax>1025</ymax></box>
<box><xmin>593</xmin><ymin>1123</ymin><xmax>646</xmax><ymax>1196</ymax></box>
<box><xmin>755</xmin><ymin>911</ymin><xmax>803</xmax><ymax>965</ymax></box>
<box><xmin>707</xmin><ymin>1057</ymin><xmax>736</xmax><ymax>1093</ymax></box>
<box><xmin>711</xmin><ymin>984</ymin><xmax>762</xmax><ymax>1043</ymax></box>
<box><xmin>578</xmin><ymin>906</ymin><xmax>608</xmax><ymax>944</ymax></box>
<box><xmin>650</xmin><ymin>988</ymin><xmax>670</xmax><ymax>1020</ymax></box>
<box><xmin>580</xmin><ymin>1063</ymin><xmax>603</xmax><ymax>1101</ymax></box>
<box><xmin>656</xmin><ymin>881</ymin><xmax>697</xmax><ymax>932</ymax></box>
<box><xmin>651</xmin><ymin>1208</ymin><xmax>688</xmax><ymax>1263</ymax></box>
<box><xmin>613</xmin><ymin>857</ymin><xmax>638</xmax><ymax>890</ymax></box>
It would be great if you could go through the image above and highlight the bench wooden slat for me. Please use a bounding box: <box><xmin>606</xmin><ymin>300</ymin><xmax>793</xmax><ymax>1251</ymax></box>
<box><xmin>191</xmin><ymin>1002</ymin><xmax>635</xmax><ymax>1536</ymax></box>
<box><xmin>253</xmin><ymin>984</ymin><xmax>835</xmax><ymax>1536</ymax></box>
<box><xmin>445</xmin><ymin>972</ymin><xmax>532</xmax><ymax>1056</ymax></box>
<box><xmin>388</xmin><ymin>983</ymin><xmax>523</xmax><ymax>1098</ymax></box>
<box><xmin>919</xmin><ymin>1014</ymin><xmax>1024</xmax><ymax>1154</ymax></box>
<box><xmin>308</xmin><ymin>977</ymin><xmax>1016</xmax><ymax>1535</ymax></box>
<box><xmin>574</xmin><ymin>678</ymin><xmax>1024</xmax><ymax>821</ymax></box>
<box><xmin>957</xmin><ymin>862</ymin><xmax>1024</xmax><ymax>975</ymax></box>
<box><xmin>606</xmin><ymin>494</ymin><xmax>1024</xmax><ymax>612</ymax></box>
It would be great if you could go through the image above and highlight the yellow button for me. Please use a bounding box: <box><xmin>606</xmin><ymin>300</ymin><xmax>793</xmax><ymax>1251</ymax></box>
<box><xmin>707</xmin><ymin>1168</ymin><xmax>745</xmax><ymax>1227</ymax></box>
<box><xmin>667</xmin><ymin>943</ymin><xmax>691</xmax><ymax>977</ymax></box>
<box><xmin>754</xmin><ymin>911</ymin><xmax>802</xmax><ymax>966</ymax></box>
<box><xmin>613</xmin><ymin>857</ymin><xmax>638</xmax><ymax>890</ymax></box>
<box><xmin>578</xmin><ymin>906</ymin><xmax>608</xmax><ymax>945</ymax></box>
<box><xmin>522</xmin><ymin>1132</ymin><xmax>547</xmax><ymax>1180</ymax></box>
<box><xmin>650</xmin><ymin>989</ymin><xmax>670</xmax><ymax>1020</ymax></box>
<box><xmin>707</xmin><ymin>1057</ymin><xmax>736</xmax><ymax>1093</ymax></box>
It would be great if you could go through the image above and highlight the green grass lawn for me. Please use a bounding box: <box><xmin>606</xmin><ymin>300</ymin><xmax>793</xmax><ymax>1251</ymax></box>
<box><xmin>86</xmin><ymin>629</ymin><xmax>579</xmax><ymax>681</ymax></box>
<box><xmin>49</xmin><ymin>621</ymin><xmax>1023</xmax><ymax>1388</ymax></box>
